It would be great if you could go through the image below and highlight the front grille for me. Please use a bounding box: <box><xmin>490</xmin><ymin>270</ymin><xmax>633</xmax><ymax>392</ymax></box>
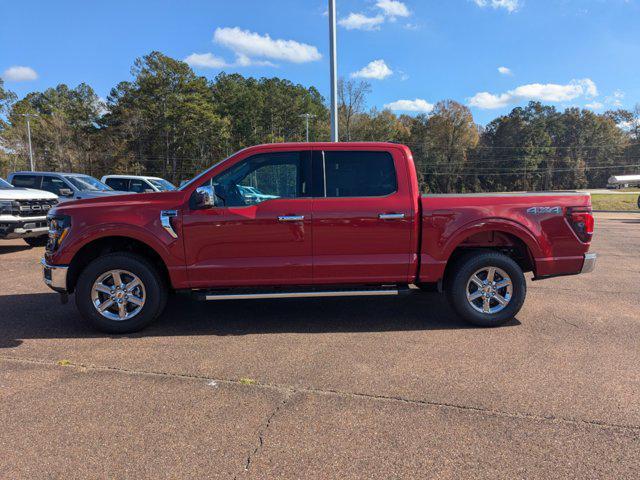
<box><xmin>14</xmin><ymin>199</ymin><xmax>58</xmax><ymax>218</ymax></box>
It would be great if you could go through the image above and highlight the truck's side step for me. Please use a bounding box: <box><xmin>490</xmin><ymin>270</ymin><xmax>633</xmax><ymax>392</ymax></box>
<box><xmin>193</xmin><ymin>285</ymin><xmax>410</xmax><ymax>301</ymax></box>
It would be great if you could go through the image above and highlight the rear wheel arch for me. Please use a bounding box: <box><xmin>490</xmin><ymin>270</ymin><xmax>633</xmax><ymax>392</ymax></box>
<box><xmin>442</xmin><ymin>228</ymin><xmax>537</xmax><ymax>288</ymax></box>
<box><xmin>67</xmin><ymin>236</ymin><xmax>171</xmax><ymax>294</ymax></box>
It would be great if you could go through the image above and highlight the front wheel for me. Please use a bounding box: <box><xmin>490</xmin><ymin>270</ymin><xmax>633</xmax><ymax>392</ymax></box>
<box><xmin>446</xmin><ymin>251</ymin><xmax>526</xmax><ymax>327</ymax></box>
<box><xmin>75</xmin><ymin>252</ymin><xmax>167</xmax><ymax>333</ymax></box>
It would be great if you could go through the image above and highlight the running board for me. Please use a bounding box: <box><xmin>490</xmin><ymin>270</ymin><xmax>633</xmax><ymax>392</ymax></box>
<box><xmin>194</xmin><ymin>286</ymin><xmax>408</xmax><ymax>301</ymax></box>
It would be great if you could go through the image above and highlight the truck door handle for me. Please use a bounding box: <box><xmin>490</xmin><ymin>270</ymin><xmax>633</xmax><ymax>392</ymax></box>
<box><xmin>378</xmin><ymin>213</ymin><xmax>405</xmax><ymax>220</ymax></box>
<box><xmin>278</xmin><ymin>215</ymin><xmax>305</xmax><ymax>222</ymax></box>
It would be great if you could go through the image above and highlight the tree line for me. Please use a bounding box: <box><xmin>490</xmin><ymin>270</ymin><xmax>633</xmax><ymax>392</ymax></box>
<box><xmin>1</xmin><ymin>51</ymin><xmax>638</xmax><ymax>193</ymax></box>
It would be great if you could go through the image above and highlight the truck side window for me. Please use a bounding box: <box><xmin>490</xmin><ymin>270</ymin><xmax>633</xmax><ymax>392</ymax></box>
<box><xmin>323</xmin><ymin>151</ymin><xmax>397</xmax><ymax>198</ymax></box>
<box><xmin>207</xmin><ymin>152</ymin><xmax>306</xmax><ymax>207</ymax></box>
<box><xmin>105</xmin><ymin>178</ymin><xmax>129</xmax><ymax>191</ymax></box>
<box><xmin>11</xmin><ymin>174</ymin><xmax>41</xmax><ymax>189</ymax></box>
<box><xmin>130</xmin><ymin>179</ymin><xmax>147</xmax><ymax>193</ymax></box>
<box><xmin>41</xmin><ymin>176</ymin><xmax>68</xmax><ymax>195</ymax></box>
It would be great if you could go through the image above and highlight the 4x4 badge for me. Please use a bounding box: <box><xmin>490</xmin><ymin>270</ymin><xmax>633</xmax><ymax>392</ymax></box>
<box><xmin>527</xmin><ymin>207</ymin><xmax>562</xmax><ymax>215</ymax></box>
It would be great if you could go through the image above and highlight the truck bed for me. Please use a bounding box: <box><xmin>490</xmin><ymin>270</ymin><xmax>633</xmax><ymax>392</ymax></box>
<box><xmin>419</xmin><ymin>191</ymin><xmax>592</xmax><ymax>282</ymax></box>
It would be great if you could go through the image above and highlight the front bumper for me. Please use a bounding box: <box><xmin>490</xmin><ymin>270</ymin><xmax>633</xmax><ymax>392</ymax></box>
<box><xmin>581</xmin><ymin>253</ymin><xmax>597</xmax><ymax>274</ymax></box>
<box><xmin>41</xmin><ymin>258</ymin><xmax>69</xmax><ymax>293</ymax></box>
<box><xmin>0</xmin><ymin>217</ymin><xmax>48</xmax><ymax>239</ymax></box>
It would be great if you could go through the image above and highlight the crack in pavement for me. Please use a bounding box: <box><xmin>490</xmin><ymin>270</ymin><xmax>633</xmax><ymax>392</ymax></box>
<box><xmin>2</xmin><ymin>355</ymin><xmax>639</xmax><ymax>435</ymax></box>
<box><xmin>236</xmin><ymin>390</ymin><xmax>295</xmax><ymax>478</ymax></box>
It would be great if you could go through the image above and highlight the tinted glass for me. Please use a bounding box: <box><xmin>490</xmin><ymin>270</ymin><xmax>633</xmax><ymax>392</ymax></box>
<box><xmin>105</xmin><ymin>178</ymin><xmax>129</xmax><ymax>191</ymax></box>
<box><xmin>41</xmin><ymin>176</ymin><xmax>69</xmax><ymax>195</ymax></box>
<box><xmin>11</xmin><ymin>175</ymin><xmax>40</xmax><ymax>189</ymax></box>
<box><xmin>323</xmin><ymin>151</ymin><xmax>397</xmax><ymax>197</ymax></box>
<box><xmin>204</xmin><ymin>152</ymin><xmax>306</xmax><ymax>207</ymax></box>
<box><xmin>129</xmin><ymin>179</ymin><xmax>148</xmax><ymax>193</ymax></box>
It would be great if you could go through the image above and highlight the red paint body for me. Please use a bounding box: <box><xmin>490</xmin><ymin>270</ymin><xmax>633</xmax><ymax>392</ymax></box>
<box><xmin>46</xmin><ymin>143</ymin><xmax>593</xmax><ymax>290</ymax></box>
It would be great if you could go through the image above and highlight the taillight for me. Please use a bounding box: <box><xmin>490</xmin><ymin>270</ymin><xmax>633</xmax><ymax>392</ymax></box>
<box><xmin>567</xmin><ymin>207</ymin><xmax>594</xmax><ymax>242</ymax></box>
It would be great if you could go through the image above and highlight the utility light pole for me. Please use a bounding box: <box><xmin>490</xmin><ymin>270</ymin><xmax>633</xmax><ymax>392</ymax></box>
<box><xmin>299</xmin><ymin>113</ymin><xmax>316</xmax><ymax>142</ymax></box>
<box><xmin>329</xmin><ymin>0</ymin><xmax>339</xmax><ymax>142</ymax></box>
<box><xmin>18</xmin><ymin>113</ymin><xmax>38</xmax><ymax>171</ymax></box>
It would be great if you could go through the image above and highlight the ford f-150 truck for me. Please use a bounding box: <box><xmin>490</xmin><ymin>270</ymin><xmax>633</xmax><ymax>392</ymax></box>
<box><xmin>1</xmin><ymin>177</ymin><xmax>58</xmax><ymax>247</ymax></box>
<box><xmin>42</xmin><ymin>143</ymin><xmax>596</xmax><ymax>333</ymax></box>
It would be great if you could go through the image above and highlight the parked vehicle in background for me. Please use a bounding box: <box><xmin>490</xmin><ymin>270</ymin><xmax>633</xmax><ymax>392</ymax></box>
<box><xmin>0</xmin><ymin>177</ymin><xmax>58</xmax><ymax>247</ymax></box>
<box><xmin>8</xmin><ymin>172</ymin><xmax>127</xmax><ymax>201</ymax></box>
<box><xmin>101</xmin><ymin>175</ymin><xmax>177</xmax><ymax>193</ymax></box>
<box><xmin>42</xmin><ymin>142</ymin><xmax>597</xmax><ymax>334</ymax></box>
<box><xmin>607</xmin><ymin>174</ymin><xmax>640</xmax><ymax>189</ymax></box>
<box><xmin>237</xmin><ymin>185</ymin><xmax>278</xmax><ymax>204</ymax></box>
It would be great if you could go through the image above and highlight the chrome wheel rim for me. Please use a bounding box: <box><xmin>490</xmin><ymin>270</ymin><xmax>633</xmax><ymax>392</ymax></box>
<box><xmin>91</xmin><ymin>270</ymin><xmax>146</xmax><ymax>321</ymax></box>
<box><xmin>466</xmin><ymin>266</ymin><xmax>513</xmax><ymax>314</ymax></box>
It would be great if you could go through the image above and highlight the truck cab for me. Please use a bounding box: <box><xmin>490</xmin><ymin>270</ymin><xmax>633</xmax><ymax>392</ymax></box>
<box><xmin>41</xmin><ymin>143</ymin><xmax>596</xmax><ymax>333</ymax></box>
<box><xmin>9</xmin><ymin>172</ymin><xmax>128</xmax><ymax>201</ymax></box>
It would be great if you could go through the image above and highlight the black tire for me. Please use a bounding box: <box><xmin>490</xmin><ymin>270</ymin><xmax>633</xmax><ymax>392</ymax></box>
<box><xmin>446</xmin><ymin>251</ymin><xmax>526</xmax><ymax>327</ymax></box>
<box><xmin>24</xmin><ymin>236</ymin><xmax>49</xmax><ymax>247</ymax></box>
<box><xmin>75</xmin><ymin>252</ymin><xmax>167</xmax><ymax>334</ymax></box>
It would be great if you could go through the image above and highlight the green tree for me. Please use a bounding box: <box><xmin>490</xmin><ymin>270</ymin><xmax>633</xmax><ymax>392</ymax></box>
<box><xmin>408</xmin><ymin>100</ymin><xmax>479</xmax><ymax>193</ymax></box>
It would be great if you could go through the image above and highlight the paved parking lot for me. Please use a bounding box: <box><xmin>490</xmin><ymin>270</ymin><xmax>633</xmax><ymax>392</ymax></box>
<box><xmin>1</xmin><ymin>212</ymin><xmax>639</xmax><ymax>479</ymax></box>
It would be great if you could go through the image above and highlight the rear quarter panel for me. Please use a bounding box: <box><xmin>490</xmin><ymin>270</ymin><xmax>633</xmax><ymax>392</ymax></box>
<box><xmin>419</xmin><ymin>193</ymin><xmax>592</xmax><ymax>282</ymax></box>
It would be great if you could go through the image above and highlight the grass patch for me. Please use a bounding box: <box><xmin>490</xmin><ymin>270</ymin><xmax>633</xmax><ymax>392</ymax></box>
<box><xmin>57</xmin><ymin>359</ymin><xmax>72</xmax><ymax>366</ymax></box>
<box><xmin>591</xmin><ymin>193</ymin><xmax>639</xmax><ymax>211</ymax></box>
<box><xmin>239</xmin><ymin>377</ymin><xmax>256</xmax><ymax>385</ymax></box>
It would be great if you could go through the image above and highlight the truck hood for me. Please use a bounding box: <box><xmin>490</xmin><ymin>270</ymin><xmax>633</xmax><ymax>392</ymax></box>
<box><xmin>0</xmin><ymin>188</ymin><xmax>58</xmax><ymax>201</ymax></box>
<box><xmin>50</xmin><ymin>191</ymin><xmax>185</xmax><ymax>215</ymax></box>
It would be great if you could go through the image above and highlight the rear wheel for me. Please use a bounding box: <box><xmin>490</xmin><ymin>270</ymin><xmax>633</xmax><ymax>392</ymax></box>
<box><xmin>446</xmin><ymin>251</ymin><xmax>526</xmax><ymax>327</ymax></box>
<box><xmin>24</xmin><ymin>236</ymin><xmax>48</xmax><ymax>247</ymax></box>
<box><xmin>75</xmin><ymin>252</ymin><xmax>167</xmax><ymax>333</ymax></box>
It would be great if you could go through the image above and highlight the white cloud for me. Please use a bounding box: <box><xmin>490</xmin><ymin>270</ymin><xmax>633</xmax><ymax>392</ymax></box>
<box><xmin>498</xmin><ymin>66</ymin><xmax>512</xmax><ymax>76</ymax></box>
<box><xmin>339</xmin><ymin>13</ymin><xmax>385</xmax><ymax>30</ymax></box>
<box><xmin>619</xmin><ymin>119</ymin><xmax>640</xmax><ymax>131</ymax></box>
<box><xmin>185</xmin><ymin>53</ymin><xmax>229</xmax><ymax>69</ymax></box>
<box><xmin>469</xmin><ymin>78</ymin><xmax>599</xmax><ymax>109</ymax></box>
<box><xmin>351</xmin><ymin>59</ymin><xmax>393</xmax><ymax>80</ymax></box>
<box><xmin>384</xmin><ymin>99</ymin><xmax>435</xmax><ymax>113</ymax></box>
<box><xmin>473</xmin><ymin>0</ymin><xmax>521</xmax><ymax>13</ymax></box>
<box><xmin>2</xmin><ymin>66</ymin><xmax>38</xmax><ymax>82</ymax></box>
<box><xmin>605</xmin><ymin>90</ymin><xmax>625</xmax><ymax>107</ymax></box>
<box><xmin>585</xmin><ymin>101</ymin><xmax>604</xmax><ymax>110</ymax></box>
<box><xmin>213</xmin><ymin>27</ymin><xmax>321</xmax><ymax>64</ymax></box>
<box><xmin>376</xmin><ymin>0</ymin><xmax>411</xmax><ymax>18</ymax></box>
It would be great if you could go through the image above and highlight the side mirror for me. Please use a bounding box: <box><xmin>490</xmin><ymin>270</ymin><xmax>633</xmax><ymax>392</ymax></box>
<box><xmin>59</xmin><ymin>188</ymin><xmax>73</xmax><ymax>197</ymax></box>
<box><xmin>194</xmin><ymin>186</ymin><xmax>215</xmax><ymax>209</ymax></box>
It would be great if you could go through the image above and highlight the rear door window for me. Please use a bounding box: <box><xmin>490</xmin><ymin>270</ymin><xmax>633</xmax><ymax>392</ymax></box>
<box><xmin>322</xmin><ymin>151</ymin><xmax>397</xmax><ymax>198</ymax></box>
<box><xmin>11</xmin><ymin>174</ymin><xmax>41</xmax><ymax>189</ymax></box>
<box><xmin>105</xmin><ymin>178</ymin><xmax>130</xmax><ymax>191</ymax></box>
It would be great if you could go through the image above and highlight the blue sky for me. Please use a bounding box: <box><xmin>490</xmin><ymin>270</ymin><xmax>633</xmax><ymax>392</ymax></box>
<box><xmin>1</xmin><ymin>0</ymin><xmax>639</xmax><ymax>123</ymax></box>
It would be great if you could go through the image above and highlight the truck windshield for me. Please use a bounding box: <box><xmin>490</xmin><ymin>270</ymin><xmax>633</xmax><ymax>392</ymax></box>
<box><xmin>148</xmin><ymin>178</ymin><xmax>176</xmax><ymax>191</ymax></box>
<box><xmin>65</xmin><ymin>175</ymin><xmax>112</xmax><ymax>192</ymax></box>
<box><xmin>0</xmin><ymin>178</ymin><xmax>14</xmax><ymax>189</ymax></box>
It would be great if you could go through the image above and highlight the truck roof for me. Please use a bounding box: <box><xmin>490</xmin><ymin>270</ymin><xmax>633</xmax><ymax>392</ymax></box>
<box><xmin>11</xmin><ymin>171</ymin><xmax>91</xmax><ymax>177</ymax></box>
<box><xmin>102</xmin><ymin>175</ymin><xmax>165</xmax><ymax>180</ymax></box>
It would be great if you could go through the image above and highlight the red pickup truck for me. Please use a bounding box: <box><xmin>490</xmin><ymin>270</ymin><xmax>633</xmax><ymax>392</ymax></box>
<box><xmin>42</xmin><ymin>143</ymin><xmax>596</xmax><ymax>333</ymax></box>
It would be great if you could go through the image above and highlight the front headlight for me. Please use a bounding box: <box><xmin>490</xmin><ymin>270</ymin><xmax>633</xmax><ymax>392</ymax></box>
<box><xmin>47</xmin><ymin>214</ymin><xmax>71</xmax><ymax>251</ymax></box>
